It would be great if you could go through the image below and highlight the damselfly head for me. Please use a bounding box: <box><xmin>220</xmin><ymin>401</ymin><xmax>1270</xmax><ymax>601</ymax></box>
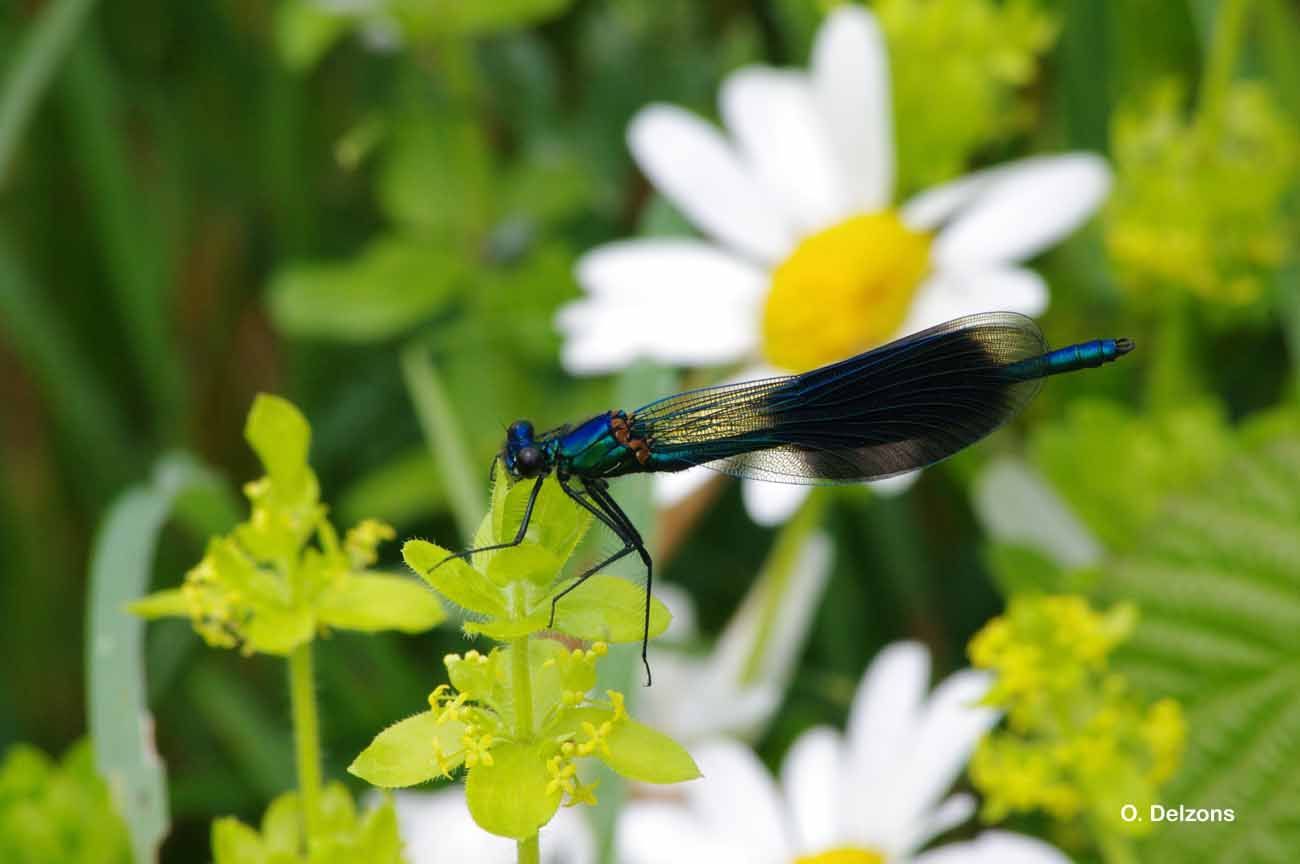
<box><xmin>504</xmin><ymin>419</ymin><xmax>546</xmax><ymax>478</ymax></box>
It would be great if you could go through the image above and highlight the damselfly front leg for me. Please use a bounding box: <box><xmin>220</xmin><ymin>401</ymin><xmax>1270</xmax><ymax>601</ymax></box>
<box><xmin>426</xmin><ymin>475</ymin><xmax>545</xmax><ymax>576</ymax></box>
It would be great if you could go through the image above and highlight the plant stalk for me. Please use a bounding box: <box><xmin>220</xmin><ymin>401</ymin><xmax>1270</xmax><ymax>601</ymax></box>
<box><xmin>289</xmin><ymin>642</ymin><xmax>323</xmax><ymax>852</ymax></box>
<box><xmin>512</xmin><ymin>584</ymin><xmax>539</xmax><ymax>864</ymax></box>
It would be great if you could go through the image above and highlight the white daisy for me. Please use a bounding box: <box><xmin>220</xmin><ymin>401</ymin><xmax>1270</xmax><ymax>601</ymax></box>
<box><xmin>618</xmin><ymin>642</ymin><xmax>1070</xmax><ymax>864</ymax></box>
<box><xmin>556</xmin><ymin>5</ymin><xmax>1111</xmax><ymax>526</ymax></box>
<box><xmin>389</xmin><ymin>785</ymin><xmax>595</xmax><ymax>864</ymax></box>
<box><xmin>639</xmin><ymin>530</ymin><xmax>832</xmax><ymax>744</ymax></box>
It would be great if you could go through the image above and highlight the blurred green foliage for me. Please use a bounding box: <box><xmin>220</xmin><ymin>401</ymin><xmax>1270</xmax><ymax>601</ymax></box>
<box><xmin>0</xmin><ymin>0</ymin><xmax>1298</xmax><ymax>861</ymax></box>
<box><xmin>0</xmin><ymin>739</ymin><xmax>131</xmax><ymax>864</ymax></box>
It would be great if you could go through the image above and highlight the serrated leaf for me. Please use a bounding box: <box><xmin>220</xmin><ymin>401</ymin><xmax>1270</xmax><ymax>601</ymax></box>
<box><xmin>550</xmin><ymin>574</ymin><xmax>670</xmax><ymax>643</ymax></box>
<box><xmin>404</xmin><ymin>539</ymin><xmax>508</xmax><ymax>618</ymax></box>
<box><xmin>268</xmin><ymin>237</ymin><xmax>463</xmax><ymax>343</ymax></box>
<box><xmin>464</xmin><ymin>740</ymin><xmax>561</xmax><ymax>839</ymax></box>
<box><xmin>1092</xmin><ymin>436</ymin><xmax>1300</xmax><ymax>862</ymax></box>
<box><xmin>349</xmin><ymin>711</ymin><xmax>467</xmax><ymax>788</ymax></box>
<box><xmin>245</xmin><ymin>394</ymin><xmax>311</xmax><ymax>487</ymax></box>
<box><xmin>127</xmin><ymin>588</ymin><xmax>189</xmax><ymax>619</ymax></box>
<box><xmin>316</xmin><ymin>574</ymin><xmax>446</xmax><ymax>633</ymax></box>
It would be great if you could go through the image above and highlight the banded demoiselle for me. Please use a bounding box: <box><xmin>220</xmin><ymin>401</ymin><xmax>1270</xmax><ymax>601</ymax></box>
<box><xmin>437</xmin><ymin>312</ymin><xmax>1133</xmax><ymax>682</ymax></box>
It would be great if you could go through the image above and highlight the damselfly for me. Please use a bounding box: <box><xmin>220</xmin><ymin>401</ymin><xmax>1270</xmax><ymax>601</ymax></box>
<box><xmin>436</xmin><ymin>312</ymin><xmax>1132</xmax><ymax>683</ymax></box>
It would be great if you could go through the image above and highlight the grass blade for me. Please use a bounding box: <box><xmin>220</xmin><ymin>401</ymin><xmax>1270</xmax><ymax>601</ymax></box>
<box><xmin>87</xmin><ymin>452</ymin><xmax>235</xmax><ymax>863</ymax></box>
<box><xmin>0</xmin><ymin>0</ymin><xmax>97</xmax><ymax>186</ymax></box>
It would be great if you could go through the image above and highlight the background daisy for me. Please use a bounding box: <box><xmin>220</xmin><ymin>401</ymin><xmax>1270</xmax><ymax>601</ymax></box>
<box><xmin>557</xmin><ymin>5</ymin><xmax>1110</xmax><ymax>525</ymax></box>
<box><xmin>618</xmin><ymin>642</ymin><xmax>1068</xmax><ymax>864</ymax></box>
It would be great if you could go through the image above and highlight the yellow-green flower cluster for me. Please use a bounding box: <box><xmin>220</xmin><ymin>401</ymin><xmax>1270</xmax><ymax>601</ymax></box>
<box><xmin>352</xmin><ymin>640</ymin><xmax>698</xmax><ymax>839</ymax></box>
<box><xmin>131</xmin><ymin>395</ymin><xmax>444</xmax><ymax>655</ymax></box>
<box><xmin>351</xmin><ymin>466</ymin><xmax>697</xmax><ymax>842</ymax></box>
<box><xmin>969</xmin><ymin>595</ymin><xmax>1186</xmax><ymax>836</ymax></box>
<box><xmin>1106</xmin><ymin>80</ymin><xmax>1300</xmax><ymax>306</ymax></box>
<box><xmin>878</xmin><ymin>0</ymin><xmax>1059</xmax><ymax>192</ymax></box>
<box><xmin>211</xmin><ymin>782</ymin><xmax>404</xmax><ymax>864</ymax></box>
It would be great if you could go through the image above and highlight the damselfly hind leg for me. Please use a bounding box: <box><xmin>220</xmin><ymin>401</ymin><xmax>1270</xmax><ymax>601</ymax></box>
<box><xmin>426</xmin><ymin>475</ymin><xmax>545</xmax><ymax>575</ymax></box>
<box><xmin>556</xmin><ymin>475</ymin><xmax>655</xmax><ymax>686</ymax></box>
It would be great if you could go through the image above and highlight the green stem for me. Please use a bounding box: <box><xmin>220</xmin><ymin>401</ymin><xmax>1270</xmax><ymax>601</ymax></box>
<box><xmin>740</xmin><ymin>491</ymin><xmax>826</xmax><ymax>684</ymax></box>
<box><xmin>510</xmin><ymin>617</ymin><xmax>538</xmax><ymax>864</ymax></box>
<box><xmin>289</xmin><ymin>643</ymin><xmax>322</xmax><ymax>852</ymax></box>
<box><xmin>400</xmin><ymin>340</ymin><xmax>485</xmax><ymax>542</ymax></box>
<box><xmin>1197</xmin><ymin>0</ymin><xmax>1252</xmax><ymax>136</ymax></box>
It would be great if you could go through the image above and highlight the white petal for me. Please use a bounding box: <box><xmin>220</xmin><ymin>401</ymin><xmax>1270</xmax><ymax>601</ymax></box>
<box><xmin>654</xmin><ymin>465</ymin><xmax>720</xmax><ymax>508</ymax></box>
<box><xmin>811</xmin><ymin>5</ymin><xmax>894</xmax><ymax>210</ymax></box>
<box><xmin>868</xmin><ymin>470</ymin><xmax>921</xmax><ymax>496</ymax></box>
<box><xmin>391</xmin><ymin>788</ymin><xmax>595</xmax><ymax>864</ymax></box>
<box><xmin>901</xmin><ymin>168</ymin><xmax>1001</xmax><ymax>232</ymax></box>
<box><xmin>781</xmin><ymin>726</ymin><xmax>845</xmax><ymax>853</ymax></box>
<box><xmin>618</xmin><ymin>801</ymin><xmax>748</xmax><ymax>864</ymax></box>
<box><xmin>842</xmin><ymin>643</ymin><xmax>930</xmax><ymax>844</ymax></box>
<box><xmin>742</xmin><ymin>479</ymin><xmax>812</xmax><ymax>526</ymax></box>
<box><xmin>973</xmin><ymin>457</ymin><xmax>1103</xmax><ymax>569</ymax></box>
<box><xmin>931</xmin><ymin>154</ymin><xmax>1111</xmax><ymax>268</ymax></box>
<box><xmin>629</xmin><ymin>105</ymin><xmax>796</xmax><ymax>263</ymax></box>
<box><xmin>558</xmin><ymin>239</ymin><xmax>765</xmax><ymax>374</ymax></box>
<box><xmin>721</xmin><ymin>68</ymin><xmax>844</xmax><ymax>230</ymax></box>
<box><xmin>685</xmin><ymin>740</ymin><xmax>791</xmax><ymax>860</ymax></box>
<box><xmin>898</xmin><ymin>268</ymin><xmax>1048</xmax><ymax>337</ymax></box>
<box><xmin>846</xmin><ymin>642</ymin><xmax>930</xmax><ymax>779</ymax></box>
<box><xmin>888</xmin><ymin>669</ymin><xmax>998</xmax><ymax>848</ymax></box>
<box><xmin>914</xmin><ymin>831</ymin><xmax>1073</xmax><ymax>864</ymax></box>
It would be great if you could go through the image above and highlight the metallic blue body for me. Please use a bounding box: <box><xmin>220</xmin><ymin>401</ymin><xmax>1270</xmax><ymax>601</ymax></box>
<box><xmin>1003</xmin><ymin>338</ymin><xmax>1133</xmax><ymax>381</ymax></box>
<box><xmin>503</xmin><ymin>314</ymin><xmax>1134</xmax><ymax>485</ymax></box>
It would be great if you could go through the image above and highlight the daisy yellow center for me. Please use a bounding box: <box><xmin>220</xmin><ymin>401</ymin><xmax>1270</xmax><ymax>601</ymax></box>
<box><xmin>762</xmin><ymin>211</ymin><xmax>931</xmax><ymax>372</ymax></box>
<box><xmin>794</xmin><ymin>848</ymin><xmax>886</xmax><ymax>864</ymax></box>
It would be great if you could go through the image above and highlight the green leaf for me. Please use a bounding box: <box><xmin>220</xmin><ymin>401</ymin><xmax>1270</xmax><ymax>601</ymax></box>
<box><xmin>243</xmin><ymin>604</ymin><xmax>316</xmax><ymax>656</ymax></box>
<box><xmin>127</xmin><ymin>588</ymin><xmax>189</xmax><ymax>619</ymax></box>
<box><xmin>404</xmin><ymin>539</ymin><xmax>508</xmax><ymax>618</ymax></box>
<box><xmin>349</xmin><ymin>711</ymin><xmax>467</xmax><ymax>788</ymax></box>
<box><xmin>1092</xmin><ymin>435</ymin><xmax>1300</xmax><ymax>861</ymax></box>
<box><xmin>559</xmin><ymin>707</ymin><xmax>700</xmax><ymax>784</ymax></box>
<box><xmin>245</xmin><ymin>394</ymin><xmax>311</xmax><ymax>487</ymax></box>
<box><xmin>463</xmin><ymin>611</ymin><xmax>548</xmax><ymax>641</ymax></box>
<box><xmin>212</xmin><ymin>817</ymin><xmax>266</xmax><ymax>864</ymax></box>
<box><xmin>268</xmin><ymin>237</ymin><xmax>463</xmax><ymax>343</ymax></box>
<box><xmin>0</xmin><ymin>740</ymin><xmax>133</xmax><ymax>864</ymax></box>
<box><xmin>1031</xmin><ymin>400</ymin><xmax>1233</xmax><ymax>551</ymax></box>
<box><xmin>486</xmin><ymin>544</ymin><xmax>562</xmax><ymax>587</ymax></box>
<box><xmin>550</xmin><ymin>575</ymin><xmax>671</xmax><ymax>644</ymax></box>
<box><xmin>275</xmin><ymin>0</ymin><xmax>349</xmax><ymax>73</ymax></box>
<box><xmin>259</xmin><ymin>792</ymin><xmax>301</xmax><ymax>855</ymax></box>
<box><xmin>316</xmin><ymin>574</ymin><xmax>446</xmax><ymax>633</ymax></box>
<box><xmin>464</xmin><ymin>740</ymin><xmax>561</xmax><ymax>840</ymax></box>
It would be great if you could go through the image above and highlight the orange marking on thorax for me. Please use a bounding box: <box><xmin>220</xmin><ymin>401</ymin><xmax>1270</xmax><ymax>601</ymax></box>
<box><xmin>610</xmin><ymin>412</ymin><xmax>652</xmax><ymax>464</ymax></box>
